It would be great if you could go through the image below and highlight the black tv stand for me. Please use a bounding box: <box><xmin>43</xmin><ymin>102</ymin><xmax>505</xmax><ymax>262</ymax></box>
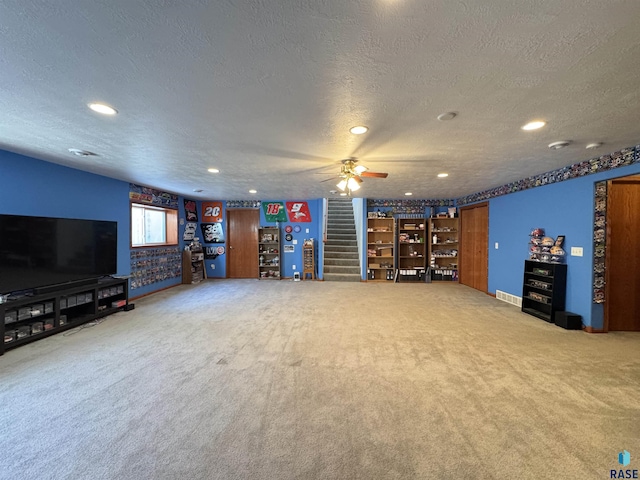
<box><xmin>33</xmin><ymin>278</ymin><xmax>99</xmax><ymax>296</ymax></box>
<box><xmin>2</xmin><ymin>277</ymin><xmax>129</xmax><ymax>355</ymax></box>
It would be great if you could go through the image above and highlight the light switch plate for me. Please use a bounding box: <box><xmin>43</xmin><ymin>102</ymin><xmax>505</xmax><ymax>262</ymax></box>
<box><xmin>571</xmin><ymin>246</ymin><xmax>583</xmax><ymax>257</ymax></box>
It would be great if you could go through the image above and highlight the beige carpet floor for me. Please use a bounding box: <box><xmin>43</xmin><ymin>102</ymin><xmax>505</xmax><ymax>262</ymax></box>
<box><xmin>1</xmin><ymin>280</ymin><xmax>639</xmax><ymax>480</ymax></box>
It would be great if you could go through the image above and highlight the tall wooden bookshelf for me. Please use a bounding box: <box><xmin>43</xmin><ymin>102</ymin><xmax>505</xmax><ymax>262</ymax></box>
<box><xmin>397</xmin><ymin>218</ymin><xmax>427</xmax><ymax>282</ymax></box>
<box><xmin>366</xmin><ymin>217</ymin><xmax>395</xmax><ymax>281</ymax></box>
<box><xmin>429</xmin><ymin>215</ymin><xmax>459</xmax><ymax>281</ymax></box>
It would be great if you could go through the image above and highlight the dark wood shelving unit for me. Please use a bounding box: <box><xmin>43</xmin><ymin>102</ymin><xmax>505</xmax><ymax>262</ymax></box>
<box><xmin>2</xmin><ymin>277</ymin><xmax>129</xmax><ymax>355</ymax></box>
<box><xmin>259</xmin><ymin>226</ymin><xmax>281</xmax><ymax>279</ymax></box>
<box><xmin>521</xmin><ymin>260</ymin><xmax>567</xmax><ymax>323</ymax></box>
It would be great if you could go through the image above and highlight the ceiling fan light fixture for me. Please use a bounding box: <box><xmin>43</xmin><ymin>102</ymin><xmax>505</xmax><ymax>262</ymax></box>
<box><xmin>521</xmin><ymin>120</ymin><xmax>546</xmax><ymax>131</ymax></box>
<box><xmin>347</xmin><ymin>177</ymin><xmax>361</xmax><ymax>191</ymax></box>
<box><xmin>349</xmin><ymin>125</ymin><xmax>368</xmax><ymax>135</ymax></box>
<box><xmin>336</xmin><ymin>179</ymin><xmax>347</xmax><ymax>191</ymax></box>
<box><xmin>354</xmin><ymin>165</ymin><xmax>368</xmax><ymax>174</ymax></box>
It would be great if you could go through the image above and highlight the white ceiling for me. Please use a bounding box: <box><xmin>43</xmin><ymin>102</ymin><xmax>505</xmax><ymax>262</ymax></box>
<box><xmin>1</xmin><ymin>0</ymin><xmax>640</xmax><ymax>200</ymax></box>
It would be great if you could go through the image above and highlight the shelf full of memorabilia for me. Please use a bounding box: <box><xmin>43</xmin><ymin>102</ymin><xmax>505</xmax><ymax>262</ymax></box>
<box><xmin>1</xmin><ymin>277</ymin><xmax>128</xmax><ymax>355</ymax></box>
<box><xmin>302</xmin><ymin>238</ymin><xmax>315</xmax><ymax>280</ymax></box>
<box><xmin>182</xmin><ymin>238</ymin><xmax>206</xmax><ymax>284</ymax></box>
<box><xmin>397</xmin><ymin>217</ymin><xmax>427</xmax><ymax>282</ymax></box>
<box><xmin>366</xmin><ymin>213</ymin><xmax>395</xmax><ymax>281</ymax></box>
<box><xmin>521</xmin><ymin>260</ymin><xmax>567</xmax><ymax>323</ymax></box>
<box><xmin>428</xmin><ymin>208</ymin><xmax>459</xmax><ymax>281</ymax></box>
<box><xmin>259</xmin><ymin>226</ymin><xmax>281</xmax><ymax>279</ymax></box>
<box><xmin>527</xmin><ymin>228</ymin><xmax>566</xmax><ymax>264</ymax></box>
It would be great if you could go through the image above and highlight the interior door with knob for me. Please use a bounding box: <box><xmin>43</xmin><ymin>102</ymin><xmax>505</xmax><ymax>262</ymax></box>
<box><xmin>226</xmin><ymin>208</ymin><xmax>259</xmax><ymax>278</ymax></box>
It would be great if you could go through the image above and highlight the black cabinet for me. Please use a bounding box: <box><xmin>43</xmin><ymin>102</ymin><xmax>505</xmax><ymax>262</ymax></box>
<box><xmin>521</xmin><ymin>260</ymin><xmax>567</xmax><ymax>323</ymax></box>
<box><xmin>1</xmin><ymin>278</ymin><xmax>128</xmax><ymax>355</ymax></box>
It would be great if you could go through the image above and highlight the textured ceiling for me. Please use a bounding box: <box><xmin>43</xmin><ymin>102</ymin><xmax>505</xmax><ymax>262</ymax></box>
<box><xmin>1</xmin><ymin>0</ymin><xmax>640</xmax><ymax>200</ymax></box>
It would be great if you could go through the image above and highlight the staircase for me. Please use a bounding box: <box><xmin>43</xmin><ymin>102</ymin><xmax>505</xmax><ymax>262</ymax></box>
<box><xmin>323</xmin><ymin>198</ymin><xmax>361</xmax><ymax>282</ymax></box>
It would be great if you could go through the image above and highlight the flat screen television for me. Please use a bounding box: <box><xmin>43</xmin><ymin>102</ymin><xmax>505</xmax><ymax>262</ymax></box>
<box><xmin>0</xmin><ymin>214</ymin><xmax>117</xmax><ymax>295</ymax></box>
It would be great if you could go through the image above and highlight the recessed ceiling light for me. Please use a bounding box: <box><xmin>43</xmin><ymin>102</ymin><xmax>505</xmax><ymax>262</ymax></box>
<box><xmin>193</xmin><ymin>189</ymin><xmax>203</xmax><ymax>193</ymax></box>
<box><xmin>249</xmin><ymin>189</ymin><xmax>257</xmax><ymax>194</ymax></box>
<box><xmin>404</xmin><ymin>192</ymin><xmax>413</xmax><ymax>196</ymax></box>
<box><xmin>548</xmin><ymin>140</ymin><xmax>571</xmax><ymax>150</ymax></box>
<box><xmin>329</xmin><ymin>190</ymin><xmax>338</xmax><ymax>195</ymax></box>
<box><xmin>339</xmin><ymin>192</ymin><xmax>347</xmax><ymax>196</ymax></box>
<box><xmin>88</xmin><ymin>103</ymin><xmax>118</xmax><ymax>115</ymax></box>
<box><xmin>349</xmin><ymin>125</ymin><xmax>368</xmax><ymax>135</ymax></box>
<box><xmin>521</xmin><ymin>120</ymin><xmax>546</xmax><ymax>131</ymax></box>
<box><xmin>437</xmin><ymin>173</ymin><xmax>449</xmax><ymax>178</ymax></box>
<box><xmin>68</xmin><ymin>148</ymin><xmax>97</xmax><ymax>157</ymax></box>
<box><xmin>437</xmin><ymin>112</ymin><xmax>457</xmax><ymax>121</ymax></box>
<box><xmin>586</xmin><ymin>142</ymin><xmax>603</xmax><ymax>150</ymax></box>
<box><xmin>207</xmin><ymin>168</ymin><xmax>220</xmax><ymax>173</ymax></box>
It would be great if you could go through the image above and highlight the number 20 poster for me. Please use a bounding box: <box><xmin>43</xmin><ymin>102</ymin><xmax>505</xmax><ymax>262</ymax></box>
<box><xmin>201</xmin><ymin>202</ymin><xmax>223</xmax><ymax>222</ymax></box>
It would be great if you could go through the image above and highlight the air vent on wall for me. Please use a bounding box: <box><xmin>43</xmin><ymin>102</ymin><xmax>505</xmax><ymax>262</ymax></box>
<box><xmin>496</xmin><ymin>290</ymin><xmax>522</xmax><ymax>307</ymax></box>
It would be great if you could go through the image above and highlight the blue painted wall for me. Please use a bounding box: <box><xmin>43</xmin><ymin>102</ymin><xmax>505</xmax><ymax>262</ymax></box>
<box><xmin>0</xmin><ymin>149</ymin><xmax>131</xmax><ymax>278</ymax></box>
<box><xmin>259</xmin><ymin>200</ymin><xmax>324</xmax><ymax>279</ymax></box>
<box><xmin>487</xmin><ymin>161</ymin><xmax>640</xmax><ymax>329</ymax></box>
<box><xmin>0</xmin><ymin>149</ymin><xmax>185</xmax><ymax>299</ymax></box>
<box><xmin>178</xmin><ymin>200</ymin><xmax>229</xmax><ymax>279</ymax></box>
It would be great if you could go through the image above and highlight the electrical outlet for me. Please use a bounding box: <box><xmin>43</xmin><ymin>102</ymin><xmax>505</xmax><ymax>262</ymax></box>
<box><xmin>292</xmin><ymin>265</ymin><xmax>296</xmax><ymax>270</ymax></box>
<box><xmin>210</xmin><ymin>264</ymin><xmax>215</xmax><ymax>270</ymax></box>
<box><xmin>571</xmin><ymin>246</ymin><xmax>583</xmax><ymax>257</ymax></box>
<box><xmin>495</xmin><ymin>242</ymin><xmax>499</xmax><ymax>249</ymax></box>
<box><xmin>306</xmin><ymin>228</ymin><xmax>309</xmax><ymax>233</ymax></box>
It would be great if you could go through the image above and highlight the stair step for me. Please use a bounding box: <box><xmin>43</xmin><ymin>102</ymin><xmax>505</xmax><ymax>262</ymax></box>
<box><xmin>325</xmin><ymin>239</ymin><xmax>357</xmax><ymax>246</ymax></box>
<box><xmin>326</xmin><ymin>233</ymin><xmax>357</xmax><ymax>239</ymax></box>
<box><xmin>323</xmin><ymin>273</ymin><xmax>361</xmax><ymax>282</ymax></box>
<box><xmin>327</xmin><ymin>225</ymin><xmax>356</xmax><ymax>231</ymax></box>
<box><xmin>324</xmin><ymin>258</ymin><xmax>359</xmax><ymax>266</ymax></box>
<box><xmin>325</xmin><ymin>244</ymin><xmax>358</xmax><ymax>250</ymax></box>
<box><xmin>324</xmin><ymin>266</ymin><xmax>360</xmax><ymax>274</ymax></box>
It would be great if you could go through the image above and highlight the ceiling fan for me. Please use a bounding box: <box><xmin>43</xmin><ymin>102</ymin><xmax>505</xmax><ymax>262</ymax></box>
<box><xmin>321</xmin><ymin>158</ymin><xmax>389</xmax><ymax>195</ymax></box>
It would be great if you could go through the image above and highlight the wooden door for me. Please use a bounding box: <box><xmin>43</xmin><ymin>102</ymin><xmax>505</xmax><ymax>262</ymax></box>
<box><xmin>459</xmin><ymin>203</ymin><xmax>488</xmax><ymax>293</ymax></box>
<box><xmin>227</xmin><ymin>209</ymin><xmax>259</xmax><ymax>278</ymax></box>
<box><xmin>605</xmin><ymin>177</ymin><xmax>640</xmax><ymax>331</ymax></box>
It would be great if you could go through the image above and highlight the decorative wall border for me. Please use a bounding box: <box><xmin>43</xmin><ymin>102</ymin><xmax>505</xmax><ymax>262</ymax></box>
<box><xmin>456</xmin><ymin>145</ymin><xmax>639</xmax><ymax>206</ymax></box>
<box><xmin>227</xmin><ymin>200</ymin><xmax>261</xmax><ymax>208</ymax></box>
<box><xmin>592</xmin><ymin>181</ymin><xmax>607</xmax><ymax>303</ymax></box>
<box><xmin>129</xmin><ymin>183</ymin><xmax>179</xmax><ymax>208</ymax></box>
<box><xmin>367</xmin><ymin>198</ymin><xmax>455</xmax><ymax>216</ymax></box>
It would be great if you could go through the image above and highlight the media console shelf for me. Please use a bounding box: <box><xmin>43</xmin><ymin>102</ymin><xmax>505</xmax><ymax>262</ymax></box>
<box><xmin>1</xmin><ymin>277</ymin><xmax>129</xmax><ymax>355</ymax></box>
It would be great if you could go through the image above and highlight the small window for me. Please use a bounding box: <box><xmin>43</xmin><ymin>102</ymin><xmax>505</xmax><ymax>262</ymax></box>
<box><xmin>131</xmin><ymin>203</ymin><xmax>178</xmax><ymax>247</ymax></box>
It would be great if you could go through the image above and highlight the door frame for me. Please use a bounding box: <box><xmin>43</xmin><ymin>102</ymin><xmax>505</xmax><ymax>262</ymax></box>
<box><xmin>225</xmin><ymin>208</ymin><xmax>260</xmax><ymax>278</ymax></box>
<box><xmin>603</xmin><ymin>176</ymin><xmax>640</xmax><ymax>331</ymax></box>
<box><xmin>459</xmin><ymin>202</ymin><xmax>489</xmax><ymax>293</ymax></box>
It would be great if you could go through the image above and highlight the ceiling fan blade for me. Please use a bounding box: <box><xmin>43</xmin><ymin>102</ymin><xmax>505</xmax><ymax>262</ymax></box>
<box><xmin>360</xmin><ymin>171</ymin><xmax>388</xmax><ymax>178</ymax></box>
